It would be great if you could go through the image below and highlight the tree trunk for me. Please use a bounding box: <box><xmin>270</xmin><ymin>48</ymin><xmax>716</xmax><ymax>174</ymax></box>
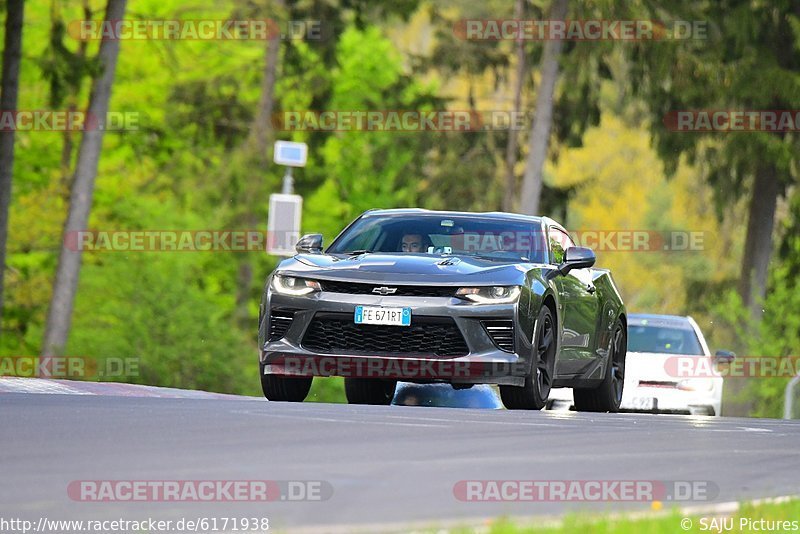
<box><xmin>247</xmin><ymin>24</ymin><xmax>281</xmax><ymax>157</ymax></box>
<box><xmin>42</xmin><ymin>0</ymin><xmax>127</xmax><ymax>357</ymax></box>
<box><xmin>0</xmin><ymin>0</ymin><xmax>24</xmax><ymax>334</ymax></box>
<box><xmin>60</xmin><ymin>1</ymin><xmax>91</xmax><ymax>193</ymax></box>
<box><xmin>519</xmin><ymin>0</ymin><xmax>567</xmax><ymax>216</ymax></box>
<box><xmin>503</xmin><ymin>0</ymin><xmax>526</xmax><ymax>213</ymax></box>
<box><xmin>739</xmin><ymin>163</ymin><xmax>780</xmax><ymax>320</ymax></box>
<box><xmin>236</xmin><ymin>12</ymin><xmax>283</xmax><ymax>329</ymax></box>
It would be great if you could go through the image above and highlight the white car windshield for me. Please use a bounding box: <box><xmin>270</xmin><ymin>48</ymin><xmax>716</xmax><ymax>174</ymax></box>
<box><xmin>628</xmin><ymin>324</ymin><xmax>704</xmax><ymax>355</ymax></box>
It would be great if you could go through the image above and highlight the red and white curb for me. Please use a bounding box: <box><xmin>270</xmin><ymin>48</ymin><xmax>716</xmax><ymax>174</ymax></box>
<box><xmin>0</xmin><ymin>377</ymin><xmax>259</xmax><ymax>400</ymax></box>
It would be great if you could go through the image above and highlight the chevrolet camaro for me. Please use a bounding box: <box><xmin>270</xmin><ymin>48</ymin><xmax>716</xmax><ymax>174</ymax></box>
<box><xmin>258</xmin><ymin>209</ymin><xmax>627</xmax><ymax>411</ymax></box>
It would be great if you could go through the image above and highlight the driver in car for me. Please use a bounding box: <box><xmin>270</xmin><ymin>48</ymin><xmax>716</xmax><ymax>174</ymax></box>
<box><xmin>400</xmin><ymin>233</ymin><xmax>425</xmax><ymax>253</ymax></box>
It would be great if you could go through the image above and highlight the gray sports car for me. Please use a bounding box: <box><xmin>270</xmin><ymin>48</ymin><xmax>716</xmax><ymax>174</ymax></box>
<box><xmin>258</xmin><ymin>209</ymin><xmax>627</xmax><ymax>411</ymax></box>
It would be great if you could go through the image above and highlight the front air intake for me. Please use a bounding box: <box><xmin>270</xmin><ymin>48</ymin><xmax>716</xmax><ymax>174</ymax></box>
<box><xmin>481</xmin><ymin>320</ymin><xmax>515</xmax><ymax>352</ymax></box>
<box><xmin>268</xmin><ymin>310</ymin><xmax>296</xmax><ymax>341</ymax></box>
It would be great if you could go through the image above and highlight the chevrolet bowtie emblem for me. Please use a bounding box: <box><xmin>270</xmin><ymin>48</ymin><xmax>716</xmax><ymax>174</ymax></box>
<box><xmin>372</xmin><ymin>286</ymin><xmax>398</xmax><ymax>295</ymax></box>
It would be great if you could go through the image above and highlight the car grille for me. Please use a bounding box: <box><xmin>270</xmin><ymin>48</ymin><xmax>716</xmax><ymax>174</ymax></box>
<box><xmin>481</xmin><ymin>320</ymin><xmax>515</xmax><ymax>352</ymax></box>
<box><xmin>302</xmin><ymin>312</ymin><xmax>469</xmax><ymax>356</ymax></box>
<box><xmin>268</xmin><ymin>309</ymin><xmax>296</xmax><ymax>341</ymax></box>
<box><xmin>318</xmin><ymin>280</ymin><xmax>456</xmax><ymax>298</ymax></box>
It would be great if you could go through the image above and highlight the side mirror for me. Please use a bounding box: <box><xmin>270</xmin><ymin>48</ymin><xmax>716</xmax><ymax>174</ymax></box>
<box><xmin>558</xmin><ymin>246</ymin><xmax>596</xmax><ymax>275</ymax></box>
<box><xmin>714</xmin><ymin>350</ymin><xmax>736</xmax><ymax>364</ymax></box>
<box><xmin>295</xmin><ymin>233</ymin><xmax>323</xmax><ymax>254</ymax></box>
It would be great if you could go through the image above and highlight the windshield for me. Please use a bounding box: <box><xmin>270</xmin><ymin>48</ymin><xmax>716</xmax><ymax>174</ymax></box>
<box><xmin>327</xmin><ymin>214</ymin><xmax>547</xmax><ymax>262</ymax></box>
<box><xmin>628</xmin><ymin>324</ymin><xmax>704</xmax><ymax>355</ymax></box>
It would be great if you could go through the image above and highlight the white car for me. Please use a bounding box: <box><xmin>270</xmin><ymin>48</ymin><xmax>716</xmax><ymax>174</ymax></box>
<box><xmin>548</xmin><ymin>314</ymin><xmax>734</xmax><ymax>416</ymax></box>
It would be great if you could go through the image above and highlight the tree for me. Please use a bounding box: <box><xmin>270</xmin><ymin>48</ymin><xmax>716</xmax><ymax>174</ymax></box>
<box><xmin>420</xmin><ymin>0</ymin><xmax>517</xmax><ymax>213</ymax></box>
<box><xmin>0</xmin><ymin>0</ymin><xmax>24</xmax><ymax>334</ymax></box>
<box><xmin>519</xmin><ymin>0</ymin><xmax>567</xmax><ymax>216</ymax></box>
<box><xmin>39</xmin><ymin>0</ymin><xmax>95</xmax><ymax>191</ymax></box>
<box><xmin>304</xmin><ymin>25</ymin><xmax>441</xmax><ymax>237</ymax></box>
<box><xmin>231</xmin><ymin>0</ymin><xmax>285</xmax><ymax>329</ymax></box>
<box><xmin>42</xmin><ymin>0</ymin><xmax>128</xmax><ymax>357</ymax></box>
<box><xmin>502</xmin><ymin>0</ymin><xmax>526</xmax><ymax>212</ymax></box>
<box><xmin>246</xmin><ymin>0</ymin><xmax>283</xmax><ymax>158</ymax></box>
<box><xmin>629</xmin><ymin>2</ymin><xmax>800</xmax><ymax>320</ymax></box>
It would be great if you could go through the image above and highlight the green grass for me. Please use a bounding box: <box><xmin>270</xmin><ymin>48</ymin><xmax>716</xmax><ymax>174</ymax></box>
<box><xmin>441</xmin><ymin>498</ymin><xmax>800</xmax><ymax>534</ymax></box>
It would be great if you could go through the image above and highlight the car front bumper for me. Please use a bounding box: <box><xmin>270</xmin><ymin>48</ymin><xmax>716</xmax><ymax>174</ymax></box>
<box><xmin>260</xmin><ymin>290</ymin><xmax>534</xmax><ymax>386</ymax></box>
<box><xmin>548</xmin><ymin>385</ymin><xmax>722</xmax><ymax>416</ymax></box>
<box><xmin>621</xmin><ymin>386</ymin><xmax>721</xmax><ymax>415</ymax></box>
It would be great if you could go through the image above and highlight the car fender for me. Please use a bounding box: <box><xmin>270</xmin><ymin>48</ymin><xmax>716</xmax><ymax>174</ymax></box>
<box><xmin>525</xmin><ymin>270</ymin><xmax>562</xmax><ymax>373</ymax></box>
<box><xmin>591</xmin><ymin>269</ymin><xmax>626</xmax><ymax>358</ymax></box>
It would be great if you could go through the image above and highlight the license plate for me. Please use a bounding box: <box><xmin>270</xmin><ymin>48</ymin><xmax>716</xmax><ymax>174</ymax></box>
<box><xmin>629</xmin><ymin>397</ymin><xmax>656</xmax><ymax>411</ymax></box>
<box><xmin>354</xmin><ymin>306</ymin><xmax>411</xmax><ymax>326</ymax></box>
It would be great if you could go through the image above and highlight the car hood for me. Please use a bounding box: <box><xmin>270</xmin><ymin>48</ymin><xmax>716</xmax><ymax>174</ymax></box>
<box><xmin>275</xmin><ymin>253</ymin><xmax>538</xmax><ymax>285</ymax></box>
<box><xmin>626</xmin><ymin>351</ymin><xmax>717</xmax><ymax>384</ymax></box>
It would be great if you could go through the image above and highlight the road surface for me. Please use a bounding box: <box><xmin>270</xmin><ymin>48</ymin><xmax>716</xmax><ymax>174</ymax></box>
<box><xmin>1</xmin><ymin>381</ymin><xmax>799</xmax><ymax>532</ymax></box>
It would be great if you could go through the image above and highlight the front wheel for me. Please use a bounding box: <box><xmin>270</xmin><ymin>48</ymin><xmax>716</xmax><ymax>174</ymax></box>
<box><xmin>344</xmin><ymin>378</ymin><xmax>397</xmax><ymax>405</ymax></box>
<box><xmin>499</xmin><ymin>306</ymin><xmax>556</xmax><ymax>410</ymax></box>
<box><xmin>260</xmin><ymin>363</ymin><xmax>312</xmax><ymax>402</ymax></box>
<box><xmin>574</xmin><ymin>318</ymin><xmax>626</xmax><ymax>412</ymax></box>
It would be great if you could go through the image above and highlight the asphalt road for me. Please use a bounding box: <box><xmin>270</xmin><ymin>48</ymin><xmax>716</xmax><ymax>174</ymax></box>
<box><xmin>2</xmin><ymin>391</ymin><xmax>800</xmax><ymax>533</ymax></box>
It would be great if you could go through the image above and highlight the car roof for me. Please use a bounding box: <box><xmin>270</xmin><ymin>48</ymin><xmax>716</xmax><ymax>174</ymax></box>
<box><xmin>361</xmin><ymin>208</ymin><xmax>545</xmax><ymax>225</ymax></box>
<box><xmin>628</xmin><ymin>313</ymin><xmax>694</xmax><ymax>329</ymax></box>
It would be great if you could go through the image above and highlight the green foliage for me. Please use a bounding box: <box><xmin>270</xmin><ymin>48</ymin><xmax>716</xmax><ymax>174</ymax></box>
<box><xmin>706</xmin><ymin>266</ymin><xmax>800</xmax><ymax>418</ymax></box>
<box><xmin>629</xmin><ymin>1</ymin><xmax>800</xmax><ymax>206</ymax></box>
<box><xmin>1</xmin><ymin>3</ymin><xmax>443</xmax><ymax>401</ymax></box>
<box><xmin>302</xmin><ymin>25</ymin><xmax>441</xmax><ymax>237</ymax></box>
<box><xmin>68</xmin><ymin>252</ymin><xmax>259</xmax><ymax>395</ymax></box>
<box><xmin>38</xmin><ymin>13</ymin><xmax>98</xmax><ymax>108</ymax></box>
<box><xmin>306</xmin><ymin>376</ymin><xmax>345</xmax><ymax>404</ymax></box>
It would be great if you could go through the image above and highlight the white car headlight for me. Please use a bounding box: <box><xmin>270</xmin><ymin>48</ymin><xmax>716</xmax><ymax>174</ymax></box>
<box><xmin>271</xmin><ymin>275</ymin><xmax>321</xmax><ymax>296</ymax></box>
<box><xmin>455</xmin><ymin>286</ymin><xmax>520</xmax><ymax>304</ymax></box>
<box><xmin>677</xmin><ymin>379</ymin><xmax>714</xmax><ymax>392</ymax></box>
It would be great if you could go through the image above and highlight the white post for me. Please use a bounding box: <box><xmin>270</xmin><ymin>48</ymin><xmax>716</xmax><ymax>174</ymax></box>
<box><xmin>784</xmin><ymin>374</ymin><xmax>800</xmax><ymax>420</ymax></box>
<box><xmin>281</xmin><ymin>167</ymin><xmax>293</xmax><ymax>194</ymax></box>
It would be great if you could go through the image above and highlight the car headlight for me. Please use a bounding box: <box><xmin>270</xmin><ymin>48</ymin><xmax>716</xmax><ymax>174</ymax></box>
<box><xmin>271</xmin><ymin>275</ymin><xmax>321</xmax><ymax>296</ymax></box>
<box><xmin>677</xmin><ymin>379</ymin><xmax>714</xmax><ymax>392</ymax></box>
<box><xmin>455</xmin><ymin>286</ymin><xmax>520</xmax><ymax>304</ymax></box>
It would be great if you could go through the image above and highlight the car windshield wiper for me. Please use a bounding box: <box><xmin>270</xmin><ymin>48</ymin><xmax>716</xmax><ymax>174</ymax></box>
<box><xmin>346</xmin><ymin>249</ymin><xmax>372</xmax><ymax>255</ymax></box>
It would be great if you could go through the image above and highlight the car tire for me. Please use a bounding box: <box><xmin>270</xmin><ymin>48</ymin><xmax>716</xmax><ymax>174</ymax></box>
<box><xmin>499</xmin><ymin>306</ymin><xmax>556</xmax><ymax>410</ymax></box>
<box><xmin>260</xmin><ymin>364</ymin><xmax>312</xmax><ymax>402</ymax></box>
<box><xmin>344</xmin><ymin>378</ymin><xmax>397</xmax><ymax>405</ymax></box>
<box><xmin>573</xmin><ymin>318</ymin><xmax>626</xmax><ymax>413</ymax></box>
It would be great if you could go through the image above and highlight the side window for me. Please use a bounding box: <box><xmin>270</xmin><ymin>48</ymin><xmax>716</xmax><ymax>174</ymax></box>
<box><xmin>548</xmin><ymin>228</ymin><xmax>566</xmax><ymax>264</ymax></box>
<box><xmin>548</xmin><ymin>227</ymin><xmax>574</xmax><ymax>264</ymax></box>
